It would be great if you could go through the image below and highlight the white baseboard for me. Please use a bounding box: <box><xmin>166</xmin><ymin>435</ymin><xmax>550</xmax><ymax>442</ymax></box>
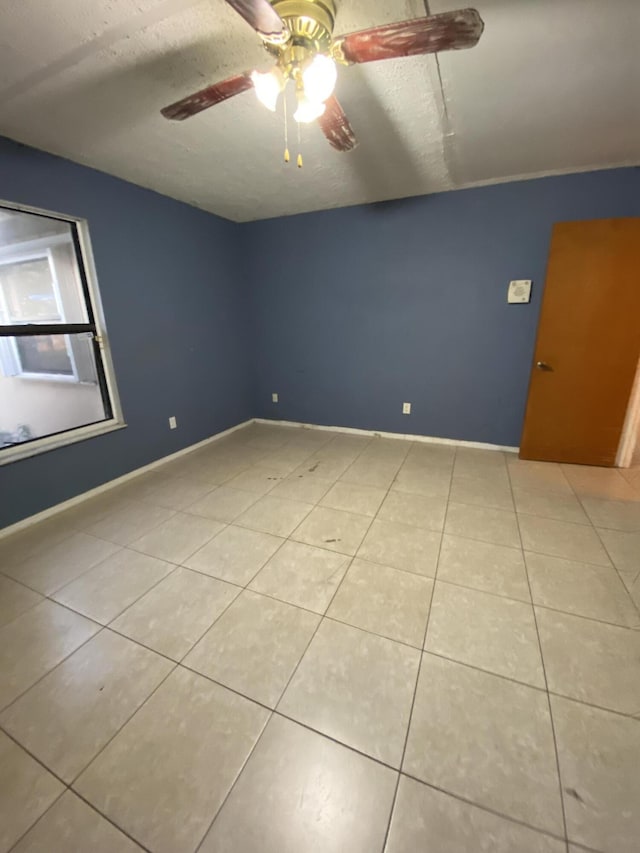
<box><xmin>254</xmin><ymin>418</ymin><xmax>519</xmax><ymax>453</ymax></box>
<box><xmin>0</xmin><ymin>419</ymin><xmax>253</xmax><ymax>540</ymax></box>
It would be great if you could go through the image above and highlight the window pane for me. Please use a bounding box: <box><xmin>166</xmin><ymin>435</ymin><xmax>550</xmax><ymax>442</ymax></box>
<box><xmin>15</xmin><ymin>335</ymin><xmax>74</xmax><ymax>375</ymax></box>
<box><xmin>0</xmin><ymin>334</ymin><xmax>110</xmax><ymax>449</ymax></box>
<box><xmin>0</xmin><ymin>208</ymin><xmax>89</xmax><ymax>324</ymax></box>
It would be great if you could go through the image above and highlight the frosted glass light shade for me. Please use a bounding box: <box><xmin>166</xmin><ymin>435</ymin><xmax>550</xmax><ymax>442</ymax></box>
<box><xmin>302</xmin><ymin>54</ymin><xmax>337</xmax><ymax>104</ymax></box>
<box><xmin>251</xmin><ymin>68</ymin><xmax>284</xmax><ymax>111</ymax></box>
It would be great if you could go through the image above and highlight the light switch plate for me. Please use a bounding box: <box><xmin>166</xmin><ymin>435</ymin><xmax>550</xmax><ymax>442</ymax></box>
<box><xmin>508</xmin><ymin>280</ymin><xmax>532</xmax><ymax>303</ymax></box>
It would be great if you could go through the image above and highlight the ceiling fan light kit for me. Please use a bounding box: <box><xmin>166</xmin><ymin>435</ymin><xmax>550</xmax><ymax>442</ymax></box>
<box><xmin>161</xmin><ymin>0</ymin><xmax>484</xmax><ymax>154</ymax></box>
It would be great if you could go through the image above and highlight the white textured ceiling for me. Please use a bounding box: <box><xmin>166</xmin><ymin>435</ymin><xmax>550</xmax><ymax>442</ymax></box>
<box><xmin>0</xmin><ymin>0</ymin><xmax>638</xmax><ymax>221</ymax></box>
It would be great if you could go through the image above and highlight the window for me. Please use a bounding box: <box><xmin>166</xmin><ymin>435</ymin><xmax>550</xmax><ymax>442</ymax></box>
<box><xmin>0</xmin><ymin>202</ymin><xmax>123</xmax><ymax>462</ymax></box>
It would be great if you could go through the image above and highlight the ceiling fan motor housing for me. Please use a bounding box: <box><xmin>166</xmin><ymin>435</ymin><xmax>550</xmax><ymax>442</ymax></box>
<box><xmin>269</xmin><ymin>0</ymin><xmax>337</xmax><ymax>53</ymax></box>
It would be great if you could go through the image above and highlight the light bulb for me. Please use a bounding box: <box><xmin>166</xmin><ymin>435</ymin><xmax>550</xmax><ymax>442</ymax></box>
<box><xmin>251</xmin><ymin>68</ymin><xmax>284</xmax><ymax>111</ymax></box>
<box><xmin>302</xmin><ymin>54</ymin><xmax>337</xmax><ymax>103</ymax></box>
<box><xmin>293</xmin><ymin>97</ymin><xmax>326</xmax><ymax>123</ymax></box>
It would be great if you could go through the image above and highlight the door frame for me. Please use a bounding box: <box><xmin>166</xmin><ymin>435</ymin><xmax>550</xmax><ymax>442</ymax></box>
<box><xmin>617</xmin><ymin>358</ymin><xmax>640</xmax><ymax>466</ymax></box>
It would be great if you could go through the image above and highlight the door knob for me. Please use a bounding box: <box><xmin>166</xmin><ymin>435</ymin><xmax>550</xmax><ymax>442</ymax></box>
<box><xmin>536</xmin><ymin>361</ymin><xmax>553</xmax><ymax>371</ymax></box>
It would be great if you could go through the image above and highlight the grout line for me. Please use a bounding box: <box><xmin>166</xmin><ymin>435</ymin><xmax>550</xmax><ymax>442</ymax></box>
<box><xmin>380</xmin><ymin>443</ymin><xmax>458</xmax><ymax>852</ymax></box>
<box><xmin>505</xmin><ymin>461</ymin><xmax>570</xmax><ymax>848</ymax></box>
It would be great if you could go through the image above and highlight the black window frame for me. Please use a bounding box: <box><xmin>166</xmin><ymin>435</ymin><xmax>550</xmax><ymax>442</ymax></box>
<box><xmin>0</xmin><ymin>201</ymin><xmax>123</xmax><ymax>461</ymax></box>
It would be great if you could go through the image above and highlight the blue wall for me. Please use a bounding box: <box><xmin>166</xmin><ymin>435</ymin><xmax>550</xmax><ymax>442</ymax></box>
<box><xmin>2</xmin><ymin>133</ymin><xmax>638</xmax><ymax>530</ymax></box>
<box><xmin>246</xmin><ymin>168</ymin><xmax>640</xmax><ymax>446</ymax></box>
<box><xmin>0</xmin><ymin>137</ymin><xmax>251</xmax><ymax>528</ymax></box>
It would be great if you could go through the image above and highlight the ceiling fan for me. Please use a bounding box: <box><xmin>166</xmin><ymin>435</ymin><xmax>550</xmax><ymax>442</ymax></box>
<box><xmin>161</xmin><ymin>0</ymin><xmax>484</xmax><ymax>154</ymax></box>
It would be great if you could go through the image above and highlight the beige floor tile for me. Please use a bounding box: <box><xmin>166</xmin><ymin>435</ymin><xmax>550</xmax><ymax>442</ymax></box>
<box><xmin>183</xmin><ymin>457</ymin><xmax>249</xmax><ymax>486</ymax></box>
<box><xmin>291</xmin><ymin>454</ymin><xmax>351</xmax><ymax>481</ymax></box>
<box><xmin>225</xmin><ymin>467</ymin><xmax>285</xmax><ymax>494</ymax></box>
<box><xmin>404</xmin><ymin>654</ymin><xmax>563</xmax><ymax>834</ymax></box>
<box><xmin>1</xmin><ymin>631</ymin><xmax>172</xmax><ymax>782</ymax></box>
<box><xmin>140</xmin><ymin>475</ymin><xmax>214</xmax><ymax>510</ymax></box>
<box><xmin>327</xmin><ymin>434</ymin><xmax>372</xmax><ymax>454</ymax></box>
<box><xmin>404</xmin><ymin>443</ymin><xmax>456</xmax><ymax>468</ymax></box>
<box><xmin>378</xmin><ymin>491</ymin><xmax>447</xmax><ymax>531</ymax></box>
<box><xmin>581</xmin><ymin>497</ymin><xmax>640</xmax><ymax>532</ymax></box>
<box><xmin>624</xmin><ymin>572</ymin><xmax>640</xmax><ymax>614</ymax></box>
<box><xmin>199</xmin><ymin>715</ymin><xmax>396</xmax><ymax>853</ymax></box>
<box><xmin>245</xmin><ymin>433</ymin><xmax>288</xmax><ymax>451</ymax></box>
<box><xmin>320</xmin><ymin>481</ymin><xmax>386</xmax><ymax>517</ymax></box>
<box><xmin>0</xmin><ymin>576</ymin><xmax>42</xmax><ymax>628</ymax></box>
<box><xmin>5</xmin><ymin>533</ymin><xmax>121</xmax><ymax>596</ymax></box>
<box><xmin>597</xmin><ymin>528</ymin><xmax>640</xmax><ymax>573</ymax></box>
<box><xmin>130</xmin><ymin>512</ymin><xmax>223</xmax><ymax>564</ymax></box>
<box><xmin>445</xmin><ymin>503</ymin><xmax>520</xmax><ymax>548</ymax></box>
<box><xmin>291</xmin><ymin>506</ymin><xmax>371</xmax><ymax>556</ymax></box>
<box><xmin>0</xmin><ymin>731</ymin><xmax>64</xmax><ymax>853</ymax></box>
<box><xmin>235</xmin><ymin>495</ymin><xmax>312</xmax><ymax>537</ymax></box>
<box><xmin>551</xmin><ymin>695</ymin><xmax>640</xmax><ymax>853</ymax></box>
<box><xmin>0</xmin><ymin>600</ymin><xmax>99</xmax><ymax>711</ymax></box>
<box><xmin>536</xmin><ymin>608</ymin><xmax>640</xmax><ymax>715</ymax></box>
<box><xmin>184</xmin><ymin>524</ymin><xmax>284</xmax><ymax>585</ymax></box>
<box><xmin>449</xmin><ymin>476</ymin><xmax>514</xmax><ymax>511</ymax></box>
<box><xmin>360</xmin><ymin>438</ymin><xmax>409</xmax><ymax>462</ymax></box>
<box><xmin>514</xmin><ymin>487</ymin><xmax>590</xmax><ymax>525</ymax></box>
<box><xmin>111</xmin><ymin>568</ymin><xmax>239</xmax><ymax>660</ymax></box>
<box><xmin>391</xmin><ymin>465</ymin><xmax>452</xmax><ymax>497</ymax></box>
<box><xmin>268</xmin><ymin>473</ymin><xmax>334</xmax><ymax>504</ymax></box>
<box><xmin>185</xmin><ymin>485</ymin><xmax>258</xmax><ymax>522</ymax></box>
<box><xmin>340</xmin><ymin>458</ymin><xmax>400</xmax><ymax>489</ymax></box>
<box><xmin>52</xmin><ymin>549</ymin><xmax>173</xmax><ymax>624</ymax></box>
<box><xmin>453</xmin><ymin>464</ymin><xmax>511</xmax><ymax>490</ymax></box>
<box><xmin>279</xmin><ymin>620</ymin><xmax>419</xmax><ymax>766</ymax></box>
<box><xmin>518</xmin><ymin>515</ymin><xmax>611</xmax><ymax>566</ymax></box>
<box><xmin>327</xmin><ymin>559</ymin><xmax>433</xmax><ymax>647</ymax></box>
<box><xmin>258</xmin><ymin>449</ymin><xmax>316</xmax><ymax>476</ymax></box>
<box><xmin>0</xmin><ymin>518</ymin><xmax>75</xmax><ymax>566</ymax></box>
<box><xmin>508</xmin><ymin>462</ymin><xmax>573</xmax><ymax>495</ymax></box>
<box><xmin>562</xmin><ymin>464</ymin><xmax>640</xmax><ymax>501</ymax></box>
<box><xmin>12</xmin><ymin>790</ymin><xmax>143</xmax><ymax>852</ymax></box>
<box><xmin>386</xmin><ymin>776</ymin><xmax>565</xmax><ymax>853</ymax></box>
<box><xmin>426</xmin><ymin>582</ymin><xmax>544</xmax><ymax>686</ymax></box>
<box><xmin>59</xmin><ymin>490</ymin><xmax>130</xmax><ymax>530</ymax></box>
<box><xmin>357</xmin><ymin>519</ymin><xmax>441</xmax><ymax>577</ymax></box>
<box><xmin>85</xmin><ymin>502</ymin><xmax>176</xmax><ymax>546</ymax></box>
<box><xmin>184</xmin><ymin>590</ymin><xmax>319</xmax><ymax>706</ymax></box>
<box><xmin>620</xmin><ymin>465</ymin><xmax>640</xmax><ymax>492</ymax></box>
<box><xmin>75</xmin><ymin>667</ymin><xmax>268</xmax><ymax>853</ymax></box>
<box><xmin>456</xmin><ymin>448</ymin><xmax>508</xmax><ymax>468</ymax></box>
<box><xmin>526</xmin><ymin>552</ymin><xmax>639</xmax><ymax>626</ymax></box>
<box><xmin>437</xmin><ymin>534</ymin><xmax>530</xmax><ymax>601</ymax></box>
<box><xmin>249</xmin><ymin>540</ymin><xmax>350</xmax><ymax>613</ymax></box>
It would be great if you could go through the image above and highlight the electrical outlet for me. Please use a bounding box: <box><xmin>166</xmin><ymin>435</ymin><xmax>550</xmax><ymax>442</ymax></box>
<box><xmin>169</xmin><ymin>416</ymin><xmax>177</xmax><ymax>429</ymax></box>
<box><xmin>402</xmin><ymin>402</ymin><xmax>411</xmax><ymax>415</ymax></box>
<box><xmin>272</xmin><ymin>392</ymin><xmax>279</xmax><ymax>403</ymax></box>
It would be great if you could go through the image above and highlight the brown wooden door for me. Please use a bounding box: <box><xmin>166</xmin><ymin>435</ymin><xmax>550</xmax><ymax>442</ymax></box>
<box><xmin>520</xmin><ymin>218</ymin><xmax>640</xmax><ymax>466</ymax></box>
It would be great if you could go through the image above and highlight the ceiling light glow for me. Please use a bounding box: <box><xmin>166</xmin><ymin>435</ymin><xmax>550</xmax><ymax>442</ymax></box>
<box><xmin>251</xmin><ymin>68</ymin><xmax>284</xmax><ymax>111</ymax></box>
<box><xmin>293</xmin><ymin>96</ymin><xmax>326</xmax><ymax>123</ymax></box>
<box><xmin>302</xmin><ymin>54</ymin><xmax>337</xmax><ymax>104</ymax></box>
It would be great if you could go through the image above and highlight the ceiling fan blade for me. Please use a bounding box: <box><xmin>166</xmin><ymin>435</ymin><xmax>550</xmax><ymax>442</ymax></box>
<box><xmin>161</xmin><ymin>72</ymin><xmax>253</xmax><ymax>121</ymax></box>
<box><xmin>224</xmin><ymin>0</ymin><xmax>286</xmax><ymax>43</ymax></box>
<box><xmin>335</xmin><ymin>8</ymin><xmax>484</xmax><ymax>64</ymax></box>
<box><xmin>318</xmin><ymin>96</ymin><xmax>358</xmax><ymax>152</ymax></box>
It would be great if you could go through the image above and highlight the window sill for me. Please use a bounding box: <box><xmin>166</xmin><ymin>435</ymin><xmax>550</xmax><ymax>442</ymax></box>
<box><xmin>0</xmin><ymin>419</ymin><xmax>127</xmax><ymax>466</ymax></box>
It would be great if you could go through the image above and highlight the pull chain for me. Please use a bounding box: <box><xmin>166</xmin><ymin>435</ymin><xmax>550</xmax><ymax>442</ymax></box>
<box><xmin>283</xmin><ymin>89</ymin><xmax>290</xmax><ymax>164</ymax></box>
<box><xmin>296</xmin><ymin>119</ymin><xmax>303</xmax><ymax>168</ymax></box>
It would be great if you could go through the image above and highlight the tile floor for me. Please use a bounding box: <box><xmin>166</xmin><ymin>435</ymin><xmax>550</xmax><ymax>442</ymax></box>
<box><xmin>1</xmin><ymin>422</ymin><xmax>639</xmax><ymax>853</ymax></box>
